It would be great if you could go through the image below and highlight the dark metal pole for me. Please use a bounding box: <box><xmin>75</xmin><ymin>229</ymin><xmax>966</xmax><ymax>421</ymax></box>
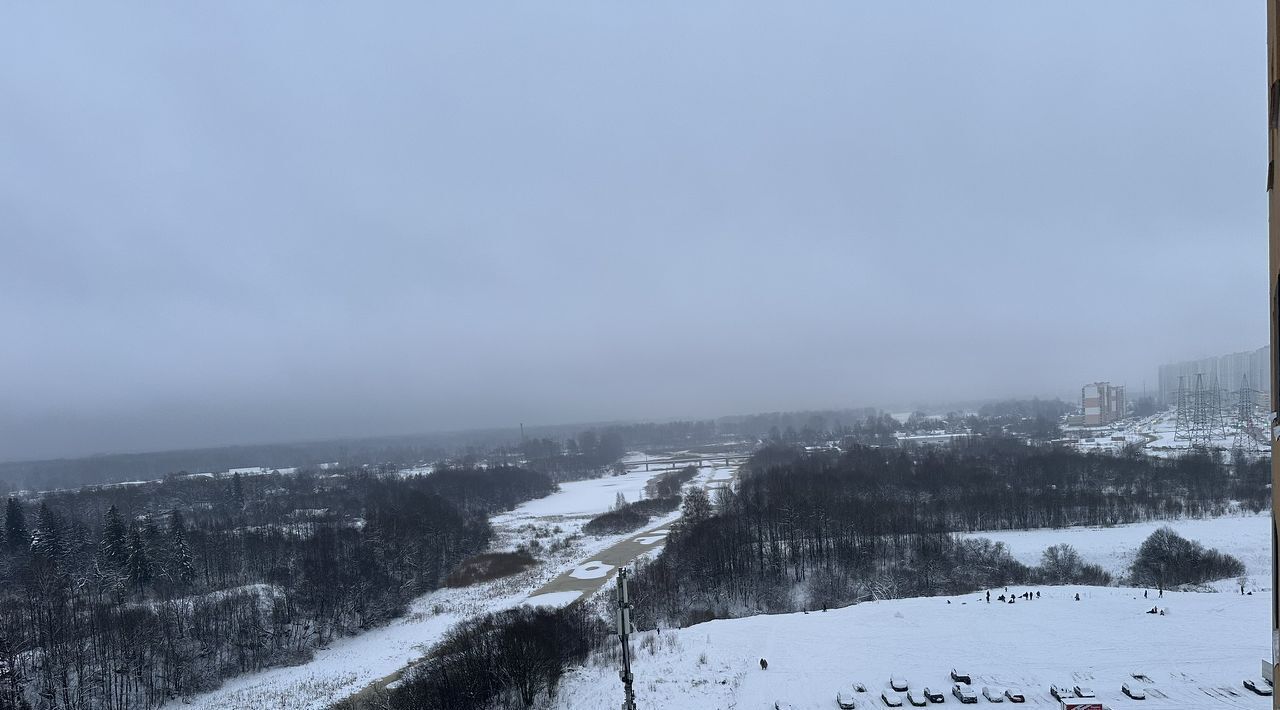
<box><xmin>616</xmin><ymin>566</ymin><xmax>637</xmax><ymax>710</ymax></box>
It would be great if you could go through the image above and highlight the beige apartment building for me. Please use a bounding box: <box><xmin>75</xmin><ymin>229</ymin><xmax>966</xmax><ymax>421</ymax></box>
<box><xmin>1081</xmin><ymin>381</ymin><xmax>1125</xmax><ymax>426</ymax></box>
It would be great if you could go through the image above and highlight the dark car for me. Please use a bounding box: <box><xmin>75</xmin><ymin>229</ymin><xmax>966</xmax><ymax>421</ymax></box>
<box><xmin>1245</xmin><ymin>678</ymin><xmax>1273</xmax><ymax>696</ymax></box>
<box><xmin>923</xmin><ymin>687</ymin><xmax>945</xmax><ymax>703</ymax></box>
<box><xmin>950</xmin><ymin>669</ymin><xmax>971</xmax><ymax>684</ymax></box>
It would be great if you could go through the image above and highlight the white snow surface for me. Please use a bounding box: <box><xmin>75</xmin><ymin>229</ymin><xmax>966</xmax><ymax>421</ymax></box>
<box><xmin>499</xmin><ymin>464</ymin><xmax>729</xmax><ymax>523</ymax></box>
<box><xmin>569</xmin><ymin>561</ymin><xmax>614</xmax><ymax>580</ymax></box>
<box><xmin>553</xmin><ymin>584</ymin><xmax>1271</xmax><ymax>709</ymax></box>
<box><xmin>964</xmin><ymin>512</ymin><xmax>1270</xmax><ymax>580</ymax></box>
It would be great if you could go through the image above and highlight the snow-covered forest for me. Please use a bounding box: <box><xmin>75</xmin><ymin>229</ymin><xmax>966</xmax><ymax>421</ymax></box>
<box><xmin>626</xmin><ymin>440</ymin><xmax>1269</xmax><ymax>627</ymax></box>
<box><xmin>0</xmin><ymin>466</ymin><xmax>552</xmax><ymax>709</ymax></box>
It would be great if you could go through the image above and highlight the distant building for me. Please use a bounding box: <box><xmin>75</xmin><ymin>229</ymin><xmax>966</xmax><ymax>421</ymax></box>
<box><xmin>1157</xmin><ymin>346</ymin><xmax>1270</xmax><ymax>406</ymax></box>
<box><xmin>1081</xmin><ymin>382</ymin><xmax>1126</xmax><ymax>426</ymax></box>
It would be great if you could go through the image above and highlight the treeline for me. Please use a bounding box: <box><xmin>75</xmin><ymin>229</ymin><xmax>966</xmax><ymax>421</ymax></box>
<box><xmin>972</xmin><ymin>397</ymin><xmax>1073</xmax><ymax>439</ymax></box>
<box><xmin>0</xmin><ymin>466</ymin><xmax>552</xmax><ymax>710</ymax></box>
<box><xmin>518</xmin><ymin>429</ymin><xmax>627</xmax><ymax>481</ymax></box>
<box><xmin>583</xmin><ymin>497</ymin><xmax>680</xmax><ymax>536</ymax></box>
<box><xmin>370</xmin><ymin>605</ymin><xmax>603</xmax><ymax>710</ymax></box>
<box><xmin>644</xmin><ymin>465</ymin><xmax>700</xmax><ymax>498</ymax></box>
<box><xmin>626</xmin><ymin>440</ymin><xmax>1268</xmax><ymax>627</ymax></box>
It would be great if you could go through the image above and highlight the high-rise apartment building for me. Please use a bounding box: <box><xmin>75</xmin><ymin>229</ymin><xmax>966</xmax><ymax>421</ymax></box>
<box><xmin>1156</xmin><ymin>347</ymin><xmax>1270</xmax><ymax>406</ymax></box>
<box><xmin>1081</xmin><ymin>382</ymin><xmax>1126</xmax><ymax>426</ymax></box>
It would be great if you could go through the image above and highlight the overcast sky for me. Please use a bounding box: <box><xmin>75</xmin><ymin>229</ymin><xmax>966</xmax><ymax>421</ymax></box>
<box><xmin>0</xmin><ymin>2</ymin><xmax>1266</xmax><ymax>461</ymax></box>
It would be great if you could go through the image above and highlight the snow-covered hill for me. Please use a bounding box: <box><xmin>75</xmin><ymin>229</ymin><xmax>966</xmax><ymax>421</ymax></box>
<box><xmin>553</xmin><ymin>584</ymin><xmax>1270</xmax><ymax>709</ymax></box>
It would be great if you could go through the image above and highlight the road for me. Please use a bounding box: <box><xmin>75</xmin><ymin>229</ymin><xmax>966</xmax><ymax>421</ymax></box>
<box><xmin>531</xmin><ymin>462</ymin><xmax>737</xmax><ymax>602</ymax></box>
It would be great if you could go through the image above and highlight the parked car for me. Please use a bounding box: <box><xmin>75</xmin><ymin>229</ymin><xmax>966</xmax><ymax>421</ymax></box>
<box><xmin>836</xmin><ymin>689</ymin><xmax>858</xmax><ymax>709</ymax></box>
<box><xmin>890</xmin><ymin>676</ymin><xmax>909</xmax><ymax>692</ymax></box>
<box><xmin>1121</xmin><ymin>682</ymin><xmax>1146</xmax><ymax>700</ymax></box>
<box><xmin>1073</xmin><ymin>685</ymin><xmax>1096</xmax><ymax>698</ymax></box>
<box><xmin>905</xmin><ymin>689</ymin><xmax>927</xmax><ymax>707</ymax></box>
<box><xmin>1049</xmin><ymin>685</ymin><xmax>1070</xmax><ymax>701</ymax></box>
<box><xmin>881</xmin><ymin>690</ymin><xmax>905</xmax><ymax>707</ymax></box>
<box><xmin>950</xmin><ymin>669</ymin><xmax>971</xmax><ymax>684</ymax></box>
<box><xmin>774</xmin><ymin>702</ymin><xmax>793</xmax><ymax>710</ymax></box>
<box><xmin>951</xmin><ymin>684</ymin><xmax>977</xmax><ymax>704</ymax></box>
<box><xmin>1003</xmin><ymin>688</ymin><xmax>1025</xmax><ymax>703</ymax></box>
<box><xmin>1245</xmin><ymin>678</ymin><xmax>1274</xmax><ymax>696</ymax></box>
<box><xmin>852</xmin><ymin>682</ymin><xmax>867</xmax><ymax>693</ymax></box>
<box><xmin>922</xmin><ymin>687</ymin><xmax>945</xmax><ymax>703</ymax></box>
<box><xmin>981</xmin><ymin>686</ymin><xmax>1004</xmax><ymax>702</ymax></box>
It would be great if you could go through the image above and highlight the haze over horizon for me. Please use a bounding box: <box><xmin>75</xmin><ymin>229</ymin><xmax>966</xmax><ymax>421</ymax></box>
<box><xmin>1</xmin><ymin>2</ymin><xmax>1266</xmax><ymax>461</ymax></box>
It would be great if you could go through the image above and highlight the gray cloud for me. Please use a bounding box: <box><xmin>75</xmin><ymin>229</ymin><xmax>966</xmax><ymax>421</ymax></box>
<box><xmin>0</xmin><ymin>2</ymin><xmax>1265</xmax><ymax>460</ymax></box>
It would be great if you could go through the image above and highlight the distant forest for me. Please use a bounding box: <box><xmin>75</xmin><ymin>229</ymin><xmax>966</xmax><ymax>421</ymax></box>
<box><xmin>0</xmin><ymin>402</ymin><xmax>1075</xmax><ymax>494</ymax></box>
<box><xmin>628</xmin><ymin>440</ymin><xmax>1269</xmax><ymax>627</ymax></box>
<box><xmin>0</xmin><ymin>466</ymin><xmax>552</xmax><ymax>710</ymax></box>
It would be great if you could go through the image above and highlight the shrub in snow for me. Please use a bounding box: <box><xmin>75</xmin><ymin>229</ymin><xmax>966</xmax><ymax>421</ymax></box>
<box><xmin>1036</xmin><ymin>543</ymin><xmax>1112</xmax><ymax>586</ymax></box>
<box><xmin>1130</xmin><ymin>526</ymin><xmax>1245</xmax><ymax>587</ymax></box>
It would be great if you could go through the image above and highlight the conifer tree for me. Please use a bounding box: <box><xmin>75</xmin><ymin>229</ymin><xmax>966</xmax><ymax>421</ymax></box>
<box><xmin>99</xmin><ymin>505</ymin><xmax>128</xmax><ymax>569</ymax></box>
<box><xmin>168</xmin><ymin>509</ymin><xmax>196</xmax><ymax>588</ymax></box>
<box><xmin>3</xmin><ymin>498</ymin><xmax>26</xmax><ymax>550</ymax></box>
<box><xmin>126</xmin><ymin>526</ymin><xmax>151</xmax><ymax>596</ymax></box>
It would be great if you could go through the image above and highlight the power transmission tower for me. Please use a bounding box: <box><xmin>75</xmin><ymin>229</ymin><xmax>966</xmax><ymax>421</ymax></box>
<box><xmin>1187</xmin><ymin>373</ymin><xmax>1216</xmax><ymax>448</ymax></box>
<box><xmin>1174</xmin><ymin>375</ymin><xmax>1190</xmax><ymax>441</ymax></box>
<box><xmin>1210</xmin><ymin>373</ymin><xmax>1231</xmax><ymax>439</ymax></box>
<box><xmin>1233</xmin><ymin>374</ymin><xmax>1262</xmax><ymax>450</ymax></box>
<box><xmin>615</xmin><ymin>567</ymin><xmax>637</xmax><ymax>710</ymax></box>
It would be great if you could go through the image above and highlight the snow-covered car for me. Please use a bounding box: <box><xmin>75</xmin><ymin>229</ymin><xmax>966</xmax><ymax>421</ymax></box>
<box><xmin>951</xmin><ymin>683</ymin><xmax>977</xmax><ymax>704</ymax></box>
<box><xmin>982</xmin><ymin>686</ymin><xmax>1004</xmax><ymax>702</ymax></box>
<box><xmin>905</xmin><ymin>688</ymin><xmax>927</xmax><ymax>707</ymax></box>
<box><xmin>836</xmin><ymin>689</ymin><xmax>858</xmax><ymax>709</ymax></box>
<box><xmin>922</xmin><ymin>687</ymin><xmax>945</xmax><ymax>703</ymax></box>
<box><xmin>1245</xmin><ymin>678</ymin><xmax>1273</xmax><ymax>696</ymax></box>
<box><xmin>950</xmin><ymin>669</ymin><xmax>971</xmax><ymax>684</ymax></box>
<box><xmin>1003</xmin><ymin>688</ymin><xmax>1025</xmax><ymax>703</ymax></box>
<box><xmin>889</xmin><ymin>675</ymin><xmax>909</xmax><ymax>692</ymax></box>
<box><xmin>1049</xmin><ymin>684</ymin><xmax>1071</xmax><ymax>701</ymax></box>
<box><xmin>851</xmin><ymin>682</ymin><xmax>867</xmax><ymax>693</ymax></box>
<box><xmin>1122</xmin><ymin>682</ymin><xmax>1146</xmax><ymax>700</ymax></box>
<box><xmin>1073</xmin><ymin>685</ymin><xmax>1095</xmax><ymax>698</ymax></box>
<box><xmin>881</xmin><ymin>689</ymin><xmax>905</xmax><ymax>707</ymax></box>
<box><xmin>774</xmin><ymin>702</ymin><xmax>793</xmax><ymax>710</ymax></box>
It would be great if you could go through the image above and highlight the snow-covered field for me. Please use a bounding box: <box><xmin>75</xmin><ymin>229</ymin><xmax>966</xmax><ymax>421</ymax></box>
<box><xmin>493</xmin><ymin>464</ymin><xmax>669</xmax><ymax>524</ymax></box>
<box><xmin>554</xmin><ymin>584</ymin><xmax>1271</xmax><ymax>710</ymax></box>
<box><xmin>965</xmin><ymin>512</ymin><xmax>1270</xmax><ymax>581</ymax></box>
